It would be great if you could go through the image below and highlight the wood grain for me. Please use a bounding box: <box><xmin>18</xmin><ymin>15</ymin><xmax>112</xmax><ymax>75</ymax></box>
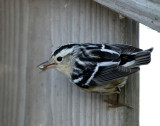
<box><xmin>0</xmin><ymin>0</ymin><xmax>139</xmax><ymax>126</ymax></box>
<box><xmin>94</xmin><ymin>0</ymin><xmax>160</xmax><ymax>32</ymax></box>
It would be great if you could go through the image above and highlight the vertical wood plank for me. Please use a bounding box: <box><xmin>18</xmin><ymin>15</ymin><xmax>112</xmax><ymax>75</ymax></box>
<box><xmin>0</xmin><ymin>0</ymin><xmax>139</xmax><ymax>126</ymax></box>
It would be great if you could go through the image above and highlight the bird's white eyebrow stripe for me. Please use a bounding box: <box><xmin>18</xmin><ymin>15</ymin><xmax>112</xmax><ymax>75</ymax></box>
<box><xmin>56</xmin><ymin>48</ymin><xmax>74</xmax><ymax>57</ymax></box>
<box><xmin>101</xmin><ymin>44</ymin><xmax>119</xmax><ymax>55</ymax></box>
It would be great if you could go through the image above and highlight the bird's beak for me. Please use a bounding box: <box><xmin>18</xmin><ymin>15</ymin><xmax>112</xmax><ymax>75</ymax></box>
<box><xmin>38</xmin><ymin>60</ymin><xmax>56</xmax><ymax>70</ymax></box>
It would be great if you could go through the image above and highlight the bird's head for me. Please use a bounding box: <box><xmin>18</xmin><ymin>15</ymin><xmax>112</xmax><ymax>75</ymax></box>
<box><xmin>38</xmin><ymin>44</ymin><xmax>77</xmax><ymax>77</ymax></box>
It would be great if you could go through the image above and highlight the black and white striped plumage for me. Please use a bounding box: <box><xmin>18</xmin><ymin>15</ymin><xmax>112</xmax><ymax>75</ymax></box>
<box><xmin>39</xmin><ymin>43</ymin><xmax>153</xmax><ymax>94</ymax></box>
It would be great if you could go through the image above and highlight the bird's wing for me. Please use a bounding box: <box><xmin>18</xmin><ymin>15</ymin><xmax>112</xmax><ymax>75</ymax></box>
<box><xmin>72</xmin><ymin>60</ymin><xmax>121</xmax><ymax>88</ymax></box>
<box><xmin>92</xmin><ymin>65</ymin><xmax>139</xmax><ymax>85</ymax></box>
<box><xmin>72</xmin><ymin>44</ymin><xmax>122</xmax><ymax>88</ymax></box>
<box><xmin>110</xmin><ymin>44</ymin><xmax>142</xmax><ymax>54</ymax></box>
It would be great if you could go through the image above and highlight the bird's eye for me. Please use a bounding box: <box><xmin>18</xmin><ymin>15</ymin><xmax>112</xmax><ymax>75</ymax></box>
<box><xmin>57</xmin><ymin>56</ymin><xmax>63</xmax><ymax>62</ymax></box>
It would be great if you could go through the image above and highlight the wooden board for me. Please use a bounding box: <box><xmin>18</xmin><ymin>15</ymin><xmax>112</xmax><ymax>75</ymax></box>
<box><xmin>0</xmin><ymin>0</ymin><xmax>139</xmax><ymax>126</ymax></box>
<box><xmin>94</xmin><ymin>0</ymin><xmax>160</xmax><ymax>32</ymax></box>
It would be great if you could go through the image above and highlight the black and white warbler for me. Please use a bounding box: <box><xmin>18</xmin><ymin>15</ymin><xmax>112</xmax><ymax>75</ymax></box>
<box><xmin>38</xmin><ymin>43</ymin><xmax>153</xmax><ymax>95</ymax></box>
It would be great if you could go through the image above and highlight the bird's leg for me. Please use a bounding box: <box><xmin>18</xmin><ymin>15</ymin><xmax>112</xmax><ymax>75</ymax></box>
<box><xmin>104</xmin><ymin>94</ymin><xmax>133</xmax><ymax>109</ymax></box>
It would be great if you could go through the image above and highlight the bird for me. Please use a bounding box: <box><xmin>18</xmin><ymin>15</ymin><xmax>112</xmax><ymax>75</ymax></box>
<box><xmin>38</xmin><ymin>43</ymin><xmax>153</xmax><ymax>95</ymax></box>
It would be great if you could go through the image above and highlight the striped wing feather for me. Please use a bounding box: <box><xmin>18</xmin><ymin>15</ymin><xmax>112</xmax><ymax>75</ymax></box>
<box><xmin>92</xmin><ymin>66</ymin><xmax>139</xmax><ymax>85</ymax></box>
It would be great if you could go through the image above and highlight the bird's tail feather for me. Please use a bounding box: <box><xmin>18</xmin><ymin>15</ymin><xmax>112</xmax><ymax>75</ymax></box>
<box><xmin>134</xmin><ymin>48</ymin><xmax>153</xmax><ymax>66</ymax></box>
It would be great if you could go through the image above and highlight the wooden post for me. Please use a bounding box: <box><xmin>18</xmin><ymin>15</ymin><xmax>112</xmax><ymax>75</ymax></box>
<box><xmin>0</xmin><ymin>0</ymin><xmax>139</xmax><ymax>126</ymax></box>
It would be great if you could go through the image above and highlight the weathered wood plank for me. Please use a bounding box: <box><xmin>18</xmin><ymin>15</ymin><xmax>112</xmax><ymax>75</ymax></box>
<box><xmin>94</xmin><ymin>0</ymin><xmax>160</xmax><ymax>32</ymax></box>
<box><xmin>0</xmin><ymin>0</ymin><xmax>139</xmax><ymax>126</ymax></box>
